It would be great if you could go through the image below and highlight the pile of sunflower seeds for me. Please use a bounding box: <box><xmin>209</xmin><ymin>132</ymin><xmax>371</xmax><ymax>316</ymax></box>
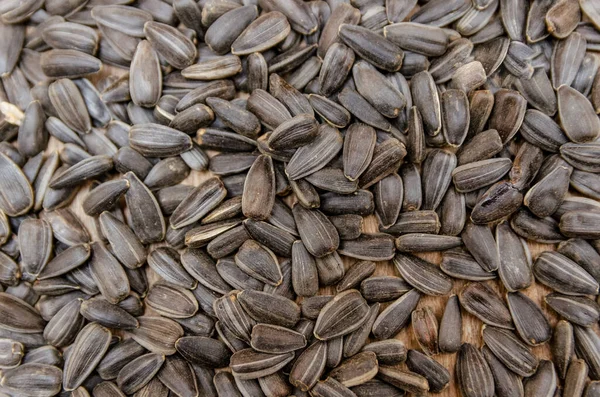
<box><xmin>1</xmin><ymin>0</ymin><xmax>600</xmax><ymax>395</ymax></box>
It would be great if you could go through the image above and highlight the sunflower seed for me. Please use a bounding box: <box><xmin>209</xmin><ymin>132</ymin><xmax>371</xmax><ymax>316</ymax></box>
<box><xmin>372</xmin><ymin>289</ymin><xmax>421</xmax><ymax>339</ymax></box>
<box><xmin>230</xmin><ymin>348</ymin><xmax>294</xmax><ymax>380</ymax></box>
<box><xmin>459</xmin><ymin>282</ymin><xmax>513</xmax><ymax>329</ymax></box>
<box><xmin>231</xmin><ymin>11</ymin><xmax>290</xmax><ymax>55</ymax></box>
<box><xmin>170</xmin><ymin>177</ymin><xmax>227</xmax><ymax>229</ymax></box>
<box><xmin>238</xmin><ymin>289</ymin><xmax>299</xmax><ymax>329</ymax></box>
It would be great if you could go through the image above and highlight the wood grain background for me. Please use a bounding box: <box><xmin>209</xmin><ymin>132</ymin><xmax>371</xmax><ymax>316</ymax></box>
<box><xmin>54</xmin><ymin>65</ymin><xmax>573</xmax><ymax>396</ymax></box>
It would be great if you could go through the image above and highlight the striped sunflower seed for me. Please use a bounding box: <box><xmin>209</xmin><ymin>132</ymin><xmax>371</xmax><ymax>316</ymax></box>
<box><xmin>459</xmin><ymin>282</ymin><xmax>513</xmax><ymax>329</ymax></box>
<box><xmin>372</xmin><ymin>289</ymin><xmax>421</xmax><ymax>340</ymax></box>
<box><xmin>457</xmin><ymin>343</ymin><xmax>494</xmax><ymax>397</ymax></box>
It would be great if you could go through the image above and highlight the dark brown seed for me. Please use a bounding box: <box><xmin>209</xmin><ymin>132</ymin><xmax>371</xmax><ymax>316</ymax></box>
<box><xmin>411</xmin><ymin>307</ymin><xmax>439</xmax><ymax>356</ymax></box>
<box><xmin>234</xmin><ymin>239</ymin><xmax>282</xmax><ymax>286</ymax></box>
<box><xmin>174</xmin><ymin>336</ymin><xmax>230</xmax><ymax>368</ymax></box>
<box><xmin>251</xmin><ymin>323</ymin><xmax>306</xmax><ymax>354</ymax></box>
<box><xmin>147</xmin><ymin>246</ymin><xmax>196</xmax><ymax>290</ymax></box>
<box><xmin>461</xmin><ymin>222</ymin><xmax>499</xmax><ymax>272</ymax></box>
<box><xmin>360</xmin><ymin>276</ymin><xmax>411</xmax><ymax>303</ymax></box>
<box><xmin>127</xmin><ymin>316</ymin><xmax>183</xmax><ymax>356</ymax></box>
<box><xmin>206</xmin><ymin>97</ymin><xmax>260</xmax><ymax>138</ymax></box>
<box><xmin>338</xmin><ymin>24</ymin><xmax>403</xmax><ymax>72</ymax></box>
<box><xmin>143</xmin><ymin>21</ymin><xmax>196</xmax><ymax>69</ymax></box>
<box><xmin>292</xmin><ymin>203</ymin><xmax>339</xmax><ymax>258</ymax></box>
<box><xmin>459</xmin><ymin>282</ymin><xmax>513</xmax><ymax>329</ymax></box>
<box><xmin>377</xmin><ymin>366</ymin><xmax>429</xmax><ymax>395</ymax></box>
<box><xmin>405</xmin><ymin>350</ymin><xmax>450</xmax><ymax>393</ymax></box>
<box><xmin>482</xmin><ymin>325</ymin><xmax>539</xmax><ymax>377</ymax></box>
<box><xmin>90</xmin><ymin>241</ymin><xmax>130</xmax><ymax>304</ymax></box>
<box><xmin>559</xmin><ymin>211</ymin><xmax>600</xmax><ymax>239</ymax></box>
<box><xmin>481</xmin><ymin>345</ymin><xmax>524</xmax><ymax>397</ymax></box>
<box><xmin>49</xmin><ymin>155</ymin><xmax>113</xmax><ymax>189</ymax></box>
<box><xmin>339</xmin><ymin>233</ymin><xmax>395</xmax><ymax>261</ymax></box>
<box><xmin>319</xmin><ymin>43</ymin><xmax>355</xmax><ymax>98</ymax></box>
<box><xmin>242</xmin><ymin>155</ymin><xmax>275</xmax><ymax>221</ymax></box>
<box><xmin>230</xmin><ymin>348</ymin><xmax>294</xmax><ymax>380</ymax></box>
<box><xmin>122</xmin><ymin>171</ymin><xmax>165</xmax><ymax>244</ymax></box>
<box><xmin>328</xmin><ymin>351</ymin><xmax>378</xmax><ymax>388</ymax></box>
<box><xmin>393</xmin><ymin>253</ymin><xmax>453</xmax><ymax>296</ymax></box>
<box><xmin>533</xmin><ymin>251</ymin><xmax>599</xmax><ymax>295</ymax></box>
<box><xmin>545</xmin><ymin>293</ymin><xmax>600</xmax><ymax>327</ymax></box>
<box><xmin>359</xmin><ymin>138</ymin><xmax>407</xmax><ymax>189</ymax></box>
<box><xmin>308</xmin><ymin>94</ymin><xmax>351</xmax><ymax>128</ymax></box>
<box><xmin>337</xmin><ymin>87</ymin><xmax>392</xmax><ymax>132</ymax></box>
<box><xmin>238</xmin><ymin>289</ymin><xmax>299</xmax><ymax>328</ymax></box>
<box><xmin>488</xmin><ymin>89</ymin><xmax>527</xmax><ymax>143</ymax></box>
<box><xmin>496</xmin><ymin>221</ymin><xmax>532</xmax><ymax>291</ymax></box>
<box><xmin>524</xmin><ymin>360</ymin><xmax>557</xmax><ymax>397</ymax></box>
<box><xmin>231</xmin><ymin>11</ymin><xmax>290</xmax><ymax>55</ymax></box>
<box><xmin>506</xmin><ymin>291</ymin><xmax>551</xmax><ymax>346</ymax></box>
<box><xmin>63</xmin><ymin>322</ymin><xmax>112</xmax><ymax>391</ymax></box>
<box><xmin>372</xmin><ymin>289</ymin><xmax>421</xmax><ymax>340</ymax></box>
<box><xmin>39</xmin><ymin>208</ymin><xmax>90</xmax><ymax>246</ymax></box>
<box><xmin>170</xmin><ymin>177</ymin><xmax>227</xmax><ymax>229</ymax></box>
<box><xmin>314</xmin><ymin>290</ymin><xmax>370</xmax><ymax>341</ymax></box>
<box><xmin>457</xmin><ymin>343</ymin><xmax>494</xmax><ymax>397</ymax></box>
<box><xmin>290</xmin><ymin>341</ymin><xmax>327</xmax><ymax>391</ymax></box>
<box><xmin>99</xmin><ymin>212</ymin><xmax>146</xmax><ymax>270</ymax></box>
<box><xmin>82</xmin><ymin>179</ymin><xmax>129</xmax><ymax>217</ymax></box>
<box><xmin>40</xmin><ymin>49</ymin><xmax>101</xmax><ymax>79</ymax></box>
<box><xmin>286</xmin><ymin>124</ymin><xmax>343</xmax><ymax>180</ymax></box>
<box><xmin>510</xmin><ymin>208</ymin><xmax>565</xmax><ymax>243</ymax></box>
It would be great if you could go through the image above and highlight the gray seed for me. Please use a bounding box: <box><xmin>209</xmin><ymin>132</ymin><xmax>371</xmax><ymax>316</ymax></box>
<box><xmin>524</xmin><ymin>360</ymin><xmax>557</xmax><ymax>397</ymax></box>
<box><xmin>174</xmin><ymin>335</ymin><xmax>230</xmax><ymax>368</ymax></box>
<box><xmin>545</xmin><ymin>293</ymin><xmax>600</xmax><ymax>327</ymax></box>
<box><xmin>558</xmin><ymin>84</ymin><xmax>600</xmax><ymax>143</ymax></box>
<box><xmin>231</xmin><ymin>11</ymin><xmax>290</xmax><ymax>55</ymax></box>
<box><xmin>338</xmin><ymin>24</ymin><xmax>404</xmax><ymax>72</ymax></box>
<box><xmin>372</xmin><ymin>289</ymin><xmax>421</xmax><ymax>339</ymax></box>
<box><xmin>238</xmin><ymin>289</ymin><xmax>299</xmax><ymax>328</ymax></box>
<box><xmin>533</xmin><ymin>251</ymin><xmax>599</xmax><ymax>295</ymax></box>
<box><xmin>230</xmin><ymin>348</ymin><xmax>294</xmax><ymax>380</ymax></box>
<box><xmin>339</xmin><ymin>233</ymin><xmax>396</xmax><ymax>261</ymax></box>
<box><xmin>573</xmin><ymin>324</ymin><xmax>600</xmax><ymax>380</ymax></box>
<box><xmin>459</xmin><ymin>282</ymin><xmax>513</xmax><ymax>329</ymax></box>
<box><xmin>170</xmin><ymin>177</ymin><xmax>227</xmax><ymax>229</ymax></box>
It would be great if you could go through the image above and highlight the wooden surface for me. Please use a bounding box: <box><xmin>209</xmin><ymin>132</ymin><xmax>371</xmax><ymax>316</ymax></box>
<box><xmin>54</xmin><ymin>65</ymin><xmax>575</xmax><ymax>397</ymax></box>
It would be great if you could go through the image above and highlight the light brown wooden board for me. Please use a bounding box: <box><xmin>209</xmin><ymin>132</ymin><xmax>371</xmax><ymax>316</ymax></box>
<box><xmin>57</xmin><ymin>65</ymin><xmax>579</xmax><ymax>397</ymax></box>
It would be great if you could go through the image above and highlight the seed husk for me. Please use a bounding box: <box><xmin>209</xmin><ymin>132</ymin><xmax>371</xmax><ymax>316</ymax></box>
<box><xmin>411</xmin><ymin>307</ymin><xmax>439</xmax><ymax>356</ymax></box>
<box><xmin>231</xmin><ymin>11</ymin><xmax>290</xmax><ymax>55</ymax></box>
<box><xmin>421</xmin><ymin>149</ymin><xmax>456</xmax><ymax>211</ymax></box>
<box><xmin>359</xmin><ymin>138</ymin><xmax>407</xmax><ymax>189</ymax></box>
